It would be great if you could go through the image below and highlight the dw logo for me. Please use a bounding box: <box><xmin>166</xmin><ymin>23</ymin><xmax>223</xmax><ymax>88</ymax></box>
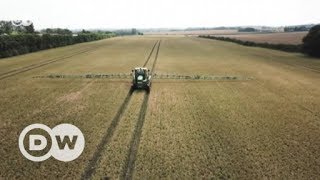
<box><xmin>11</xmin><ymin>20</ymin><xmax>33</xmax><ymax>27</ymax></box>
<box><xmin>18</xmin><ymin>123</ymin><xmax>85</xmax><ymax>162</ymax></box>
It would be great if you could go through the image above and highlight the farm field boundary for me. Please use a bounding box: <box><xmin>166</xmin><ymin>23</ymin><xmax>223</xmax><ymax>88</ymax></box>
<box><xmin>199</xmin><ymin>35</ymin><xmax>302</xmax><ymax>53</ymax></box>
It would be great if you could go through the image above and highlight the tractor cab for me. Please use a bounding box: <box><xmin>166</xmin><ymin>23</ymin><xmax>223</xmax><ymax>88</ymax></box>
<box><xmin>131</xmin><ymin>67</ymin><xmax>151</xmax><ymax>90</ymax></box>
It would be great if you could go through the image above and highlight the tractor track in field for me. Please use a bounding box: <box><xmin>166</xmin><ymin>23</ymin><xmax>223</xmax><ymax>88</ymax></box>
<box><xmin>151</xmin><ymin>40</ymin><xmax>161</xmax><ymax>74</ymax></box>
<box><xmin>81</xmin><ymin>87</ymin><xmax>134</xmax><ymax>180</ymax></box>
<box><xmin>270</xmin><ymin>57</ymin><xmax>320</xmax><ymax>74</ymax></box>
<box><xmin>81</xmin><ymin>40</ymin><xmax>160</xmax><ymax>180</ymax></box>
<box><xmin>291</xmin><ymin>63</ymin><xmax>320</xmax><ymax>74</ymax></box>
<box><xmin>121</xmin><ymin>40</ymin><xmax>161</xmax><ymax>180</ymax></box>
<box><xmin>0</xmin><ymin>44</ymin><xmax>105</xmax><ymax>80</ymax></box>
<box><xmin>269</xmin><ymin>59</ymin><xmax>320</xmax><ymax>74</ymax></box>
<box><xmin>120</xmin><ymin>91</ymin><xmax>150</xmax><ymax>180</ymax></box>
<box><xmin>143</xmin><ymin>40</ymin><xmax>159</xmax><ymax>67</ymax></box>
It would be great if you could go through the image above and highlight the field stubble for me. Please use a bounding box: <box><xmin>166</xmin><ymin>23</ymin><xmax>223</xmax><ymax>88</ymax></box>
<box><xmin>0</xmin><ymin>36</ymin><xmax>319</xmax><ymax>179</ymax></box>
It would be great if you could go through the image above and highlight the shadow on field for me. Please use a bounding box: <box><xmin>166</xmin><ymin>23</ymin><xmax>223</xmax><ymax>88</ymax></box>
<box><xmin>81</xmin><ymin>86</ymin><xmax>134</xmax><ymax>179</ymax></box>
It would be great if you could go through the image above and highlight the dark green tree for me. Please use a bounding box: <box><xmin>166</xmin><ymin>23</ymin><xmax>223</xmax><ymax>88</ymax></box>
<box><xmin>81</xmin><ymin>29</ymin><xmax>91</xmax><ymax>34</ymax></box>
<box><xmin>42</xmin><ymin>28</ymin><xmax>72</xmax><ymax>35</ymax></box>
<box><xmin>0</xmin><ymin>21</ymin><xmax>14</xmax><ymax>34</ymax></box>
<box><xmin>302</xmin><ymin>25</ymin><xmax>320</xmax><ymax>57</ymax></box>
<box><xmin>25</xmin><ymin>23</ymin><xmax>35</xmax><ymax>33</ymax></box>
<box><xmin>131</xmin><ymin>28</ymin><xmax>137</xmax><ymax>35</ymax></box>
<box><xmin>238</xmin><ymin>27</ymin><xmax>257</xmax><ymax>32</ymax></box>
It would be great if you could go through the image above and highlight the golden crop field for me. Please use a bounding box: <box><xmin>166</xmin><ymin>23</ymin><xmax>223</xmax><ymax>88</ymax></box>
<box><xmin>215</xmin><ymin>31</ymin><xmax>308</xmax><ymax>44</ymax></box>
<box><xmin>0</xmin><ymin>36</ymin><xmax>320</xmax><ymax>179</ymax></box>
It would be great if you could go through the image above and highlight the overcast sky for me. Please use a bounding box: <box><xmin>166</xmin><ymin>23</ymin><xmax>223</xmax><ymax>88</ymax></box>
<box><xmin>1</xmin><ymin>0</ymin><xmax>319</xmax><ymax>29</ymax></box>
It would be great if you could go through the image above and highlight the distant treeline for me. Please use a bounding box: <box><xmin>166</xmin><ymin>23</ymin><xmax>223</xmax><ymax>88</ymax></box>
<box><xmin>114</xmin><ymin>28</ymin><xmax>143</xmax><ymax>36</ymax></box>
<box><xmin>199</xmin><ymin>35</ymin><xmax>301</xmax><ymax>53</ymax></box>
<box><xmin>284</xmin><ymin>25</ymin><xmax>310</xmax><ymax>32</ymax></box>
<box><xmin>184</xmin><ymin>27</ymin><xmax>238</xmax><ymax>31</ymax></box>
<box><xmin>185</xmin><ymin>24</ymin><xmax>314</xmax><ymax>32</ymax></box>
<box><xmin>238</xmin><ymin>27</ymin><xmax>258</xmax><ymax>32</ymax></box>
<box><xmin>0</xmin><ymin>33</ymin><xmax>114</xmax><ymax>58</ymax></box>
<box><xmin>40</xmin><ymin>28</ymin><xmax>73</xmax><ymax>35</ymax></box>
<box><xmin>238</xmin><ymin>26</ymin><xmax>312</xmax><ymax>33</ymax></box>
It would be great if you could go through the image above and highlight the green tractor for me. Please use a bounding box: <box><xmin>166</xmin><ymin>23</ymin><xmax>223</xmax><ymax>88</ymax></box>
<box><xmin>131</xmin><ymin>67</ymin><xmax>151</xmax><ymax>91</ymax></box>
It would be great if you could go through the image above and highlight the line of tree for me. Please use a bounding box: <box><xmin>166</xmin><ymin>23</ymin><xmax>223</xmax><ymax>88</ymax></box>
<box><xmin>284</xmin><ymin>26</ymin><xmax>310</xmax><ymax>32</ymax></box>
<box><xmin>0</xmin><ymin>32</ymin><xmax>115</xmax><ymax>58</ymax></box>
<box><xmin>0</xmin><ymin>20</ymin><xmax>116</xmax><ymax>58</ymax></box>
<box><xmin>114</xmin><ymin>28</ymin><xmax>143</xmax><ymax>36</ymax></box>
<box><xmin>199</xmin><ymin>35</ymin><xmax>301</xmax><ymax>53</ymax></box>
<box><xmin>238</xmin><ymin>27</ymin><xmax>258</xmax><ymax>32</ymax></box>
<box><xmin>40</xmin><ymin>28</ymin><xmax>72</xmax><ymax>35</ymax></box>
